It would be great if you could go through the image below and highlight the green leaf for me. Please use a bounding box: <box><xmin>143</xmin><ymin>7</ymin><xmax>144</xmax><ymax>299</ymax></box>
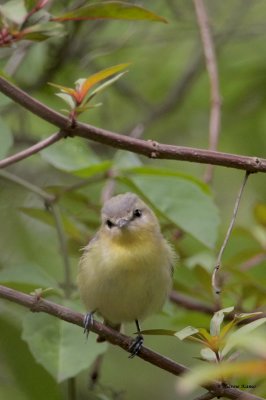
<box><xmin>75</xmin><ymin>102</ymin><xmax>103</xmax><ymax>114</ymax></box>
<box><xmin>185</xmin><ymin>251</ymin><xmax>216</xmax><ymax>272</ymax></box>
<box><xmin>76</xmin><ymin>63</ymin><xmax>130</xmax><ymax>102</ymax></box>
<box><xmin>71</xmin><ymin>160</ymin><xmax>112</xmax><ymax>178</ymax></box>
<box><xmin>210</xmin><ymin>306</ymin><xmax>234</xmax><ymax>336</ymax></box>
<box><xmin>85</xmin><ymin>71</ymin><xmax>128</xmax><ymax>103</ymax></box>
<box><xmin>200</xmin><ymin>347</ymin><xmax>216</xmax><ymax>361</ymax></box>
<box><xmin>113</xmin><ymin>150</ymin><xmax>142</xmax><ymax>170</ymax></box>
<box><xmin>0</xmin><ymin>118</ymin><xmax>13</xmax><ymax>158</ymax></box>
<box><xmin>55</xmin><ymin>93</ymin><xmax>76</xmax><ymax>110</ymax></box>
<box><xmin>41</xmin><ymin>138</ymin><xmax>102</xmax><ymax>173</ymax></box>
<box><xmin>0</xmin><ymin>0</ymin><xmax>27</xmax><ymax>25</ymax></box>
<box><xmin>197</xmin><ymin>328</ymin><xmax>212</xmax><ymax>342</ymax></box>
<box><xmin>22</xmin><ymin>301</ymin><xmax>108</xmax><ymax>382</ymax></box>
<box><xmin>175</xmin><ymin>326</ymin><xmax>199</xmax><ymax>340</ymax></box>
<box><xmin>224</xmin><ymin>332</ymin><xmax>266</xmax><ymax>358</ymax></box>
<box><xmin>20</xmin><ymin>207</ymin><xmax>83</xmax><ymax>241</ymax></box>
<box><xmin>21</xmin><ymin>22</ymin><xmax>65</xmax><ymax>41</ymax></box>
<box><xmin>0</xmin><ymin>263</ymin><xmax>57</xmax><ymax>289</ymax></box>
<box><xmin>222</xmin><ymin>317</ymin><xmax>266</xmax><ymax>357</ymax></box>
<box><xmin>125</xmin><ymin>167</ymin><xmax>212</xmax><ymax>193</ymax></box>
<box><xmin>54</xmin><ymin>2</ymin><xmax>167</xmax><ymax>24</ymax></box>
<box><xmin>235</xmin><ymin>311</ymin><xmax>263</xmax><ymax>321</ymax></box>
<box><xmin>121</xmin><ymin>169</ymin><xmax>220</xmax><ymax>248</ymax></box>
<box><xmin>220</xmin><ymin>319</ymin><xmax>236</xmax><ymax>340</ymax></box>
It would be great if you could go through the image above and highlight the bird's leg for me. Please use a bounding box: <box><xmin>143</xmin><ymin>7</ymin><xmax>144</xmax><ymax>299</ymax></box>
<box><xmin>84</xmin><ymin>311</ymin><xmax>95</xmax><ymax>339</ymax></box>
<box><xmin>128</xmin><ymin>319</ymin><xmax>144</xmax><ymax>358</ymax></box>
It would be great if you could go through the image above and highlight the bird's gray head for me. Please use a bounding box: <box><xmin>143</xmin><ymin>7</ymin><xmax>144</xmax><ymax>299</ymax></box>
<box><xmin>101</xmin><ymin>192</ymin><xmax>159</xmax><ymax>236</ymax></box>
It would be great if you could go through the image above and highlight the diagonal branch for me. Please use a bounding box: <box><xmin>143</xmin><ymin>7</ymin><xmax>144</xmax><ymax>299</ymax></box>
<box><xmin>0</xmin><ymin>130</ymin><xmax>65</xmax><ymax>168</ymax></box>
<box><xmin>212</xmin><ymin>171</ymin><xmax>250</xmax><ymax>295</ymax></box>
<box><xmin>0</xmin><ymin>284</ymin><xmax>263</xmax><ymax>400</ymax></box>
<box><xmin>0</xmin><ymin>77</ymin><xmax>265</xmax><ymax>172</ymax></box>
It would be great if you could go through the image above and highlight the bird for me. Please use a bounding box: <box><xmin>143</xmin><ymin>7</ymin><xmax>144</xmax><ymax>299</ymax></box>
<box><xmin>77</xmin><ymin>192</ymin><xmax>176</xmax><ymax>357</ymax></box>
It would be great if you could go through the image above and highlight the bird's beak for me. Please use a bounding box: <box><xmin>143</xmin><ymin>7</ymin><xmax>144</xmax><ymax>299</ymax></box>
<box><xmin>117</xmin><ymin>218</ymin><xmax>129</xmax><ymax>228</ymax></box>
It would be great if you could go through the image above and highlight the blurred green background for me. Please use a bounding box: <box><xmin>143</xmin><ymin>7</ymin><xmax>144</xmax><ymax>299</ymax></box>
<box><xmin>0</xmin><ymin>1</ymin><xmax>265</xmax><ymax>399</ymax></box>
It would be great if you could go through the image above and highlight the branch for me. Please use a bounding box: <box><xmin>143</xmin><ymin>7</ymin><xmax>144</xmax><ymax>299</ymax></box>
<box><xmin>193</xmin><ymin>0</ymin><xmax>221</xmax><ymax>183</ymax></box>
<box><xmin>0</xmin><ymin>130</ymin><xmax>64</xmax><ymax>168</ymax></box>
<box><xmin>212</xmin><ymin>171</ymin><xmax>250</xmax><ymax>295</ymax></box>
<box><xmin>169</xmin><ymin>290</ymin><xmax>266</xmax><ymax>322</ymax></box>
<box><xmin>169</xmin><ymin>291</ymin><xmax>215</xmax><ymax>314</ymax></box>
<box><xmin>0</xmin><ymin>77</ymin><xmax>265</xmax><ymax>172</ymax></box>
<box><xmin>0</xmin><ymin>284</ymin><xmax>263</xmax><ymax>400</ymax></box>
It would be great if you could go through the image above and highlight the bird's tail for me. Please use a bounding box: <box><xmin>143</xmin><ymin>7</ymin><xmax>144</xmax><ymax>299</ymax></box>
<box><xmin>97</xmin><ymin>320</ymin><xmax>121</xmax><ymax>342</ymax></box>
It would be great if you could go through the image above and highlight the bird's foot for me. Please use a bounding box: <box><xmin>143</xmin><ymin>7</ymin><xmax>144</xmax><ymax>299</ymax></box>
<box><xmin>84</xmin><ymin>312</ymin><xmax>94</xmax><ymax>339</ymax></box>
<box><xmin>128</xmin><ymin>334</ymin><xmax>144</xmax><ymax>358</ymax></box>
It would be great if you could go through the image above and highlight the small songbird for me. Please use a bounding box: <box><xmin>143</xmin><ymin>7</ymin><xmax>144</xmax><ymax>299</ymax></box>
<box><xmin>78</xmin><ymin>192</ymin><xmax>176</xmax><ymax>357</ymax></box>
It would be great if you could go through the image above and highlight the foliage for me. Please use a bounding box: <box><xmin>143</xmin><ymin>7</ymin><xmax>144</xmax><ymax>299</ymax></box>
<box><xmin>0</xmin><ymin>0</ymin><xmax>166</xmax><ymax>46</ymax></box>
<box><xmin>0</xmin><ymin>1</ymin><xmax>265</xmax><ymax>400</ymax></box>
<box><xmin>49</xmin><ymin>63</ymin><xmax>130</xmax><ymax>122</ymax></box>
<box><xmin>175</xmin><ymin>307</ymin><xmax>266</xmax><ymax>393</ymax></box>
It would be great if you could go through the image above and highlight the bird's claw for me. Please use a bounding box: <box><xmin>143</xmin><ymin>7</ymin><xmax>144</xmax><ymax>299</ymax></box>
<box><xmin>84</xmin><ymin>312</ymin><xmax>94</xmax><ymax>339</ymax></box>
<box><xmin>128</xmin><ymin>334</ymin><xmax>143</xmax><ymax>358</ymax></box>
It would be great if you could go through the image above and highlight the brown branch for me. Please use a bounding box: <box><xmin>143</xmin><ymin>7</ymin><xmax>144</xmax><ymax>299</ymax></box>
<box><xmin>0</xmin><ymin>77</ymin><xmax>265</xmax><ymax>172</ymax></box>
<box><xmin>170</xmin><ymin>290</ymin><xmax>266</xmax><ymax>322</ymax></box>
<box><xmin>193</xmin><ymin>0</ymin><xmax>221</xmax><ymax>183</ymax></box>
<box><xmin>0</xmin><ymin>284</ymin><xmax>263</xmax><ymax>400</ymax></box>
<box><xmin>169</xmin><ymin>291</ymin><xmax>215</xmax><ymax>314</ymax></box>
<box><xmin>0</xmin><ymin>130</ymin><xmax>64</xmax><ymax>168</ymax></box>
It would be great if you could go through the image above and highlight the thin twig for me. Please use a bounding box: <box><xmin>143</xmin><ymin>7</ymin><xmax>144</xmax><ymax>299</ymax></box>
<box><xmin>193</xmin><ymin>0</ymin><xmax>221</xmax><ymax>184</ymax></box>
<box><xmin>0</xmin><ymin>77</ymin><xmax>265</xmax><ymax>173</ymax></box>
<box><xmin>0</xmin><ymin>130</ymin><xmax>65</xmax><ymax>169</ymax></box>
<box><xmin>212</xmin><ymin>172</ymin><xmax>250</xmax><ymax>295</ymax></box>
<box><xmin>0</xmin><ymin>284</ymin><xmax>263</xmax><ymax>400</ymax></box>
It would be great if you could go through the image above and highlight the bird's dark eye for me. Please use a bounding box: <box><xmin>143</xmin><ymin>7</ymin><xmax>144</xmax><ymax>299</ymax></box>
<box><xmin>106</xmin><ymin>219</ymin><xmax>114</xmax><ymax>228</ymax></box>
<box><xmin>133</xmin><ymin>209</ymin><xmax>142</xmax><ymax>218</ymax></box>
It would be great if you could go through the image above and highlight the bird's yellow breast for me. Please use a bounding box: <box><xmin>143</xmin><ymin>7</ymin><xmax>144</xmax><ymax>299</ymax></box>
<box><xmin>78</xmin><ymin>228</ymin><xmax>174</xmax><ymax>323</ymax></box>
